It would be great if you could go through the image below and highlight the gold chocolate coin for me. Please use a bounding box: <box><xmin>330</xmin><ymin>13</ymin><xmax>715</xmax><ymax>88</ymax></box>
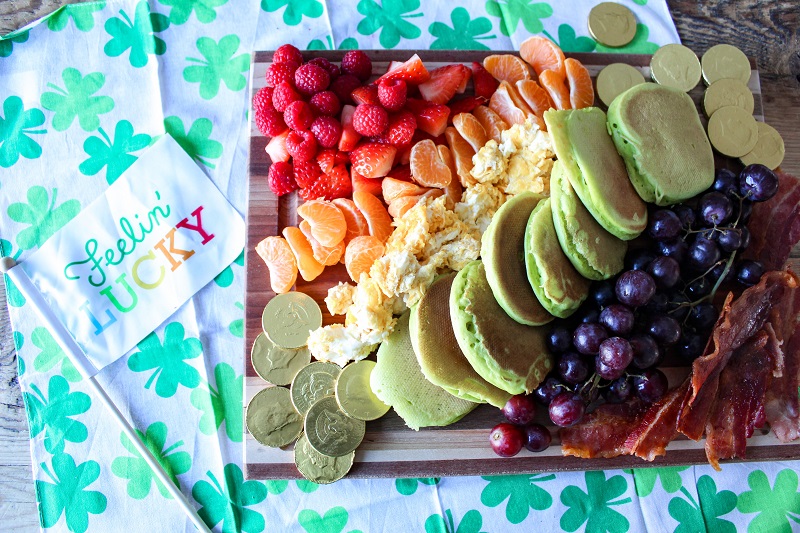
<box><xmin>740</xmin><ymin>121</ymin><xmax>785</xmax><ymax>170</ymax></box>
<box><xmin>707</xmin><ymin>105</ymin><xmax>759</xmax><ymax>158</ymax></box>
<box><xmin>588</xmin><ymin>2</ymin><xmax>637</xmax><ymax>48</ymax></box>
<box><xmin>262</xmin><ymin>292</ymin><xmax>322</xmax><ymax>349</ymax></box>
<box><xmin>596</xmin><ymin>63</ymin><xmax>646</xmax><ymax>107</ymax></box>
<box><xmin>246</xmin><ymin>386</ymin><xmax>303</xmax><ymax>448</ymax></box>
<box><xmin>305</xmin><ymin>396</ymin><xmax>365</xmax><ymax>457</ymax></box>
<box><xmin>291</xmin><ymin>361</ymin><xmax>341</xmax><ymax>415</ymax></box>
<box><xmin>650</xmin><ymin>44</ymin><xmax>702</xmax><ymax>92</ymax></box>
<box><xmin>251</xmin><ymin>332</ymin><xmax>311</xmax><ymax>386</ymax></box>
<box><xmin>335</xmin><ymin>360</ymin><xmax>390</xmax><ymax>421</ymax></box>
<box><xmin>703</xmin><ymin>78</ymin><xmax>754</xmax><ymax>117</ymax></box>
<box><xmin>294</xmin><ymin>433</ymin><xmax>354</xmax><ymax>484</ymax></box>
<box><xmin>702</xmin><ymin>44</ymin><xmax>751</xmax><ymax>85</ymax></box>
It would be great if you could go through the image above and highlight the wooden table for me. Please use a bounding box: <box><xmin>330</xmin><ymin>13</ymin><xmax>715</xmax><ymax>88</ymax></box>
<box><xmin>1</xmin><ymin>1</ymin><xmax>798</xmax><ymax>530</ymax></box>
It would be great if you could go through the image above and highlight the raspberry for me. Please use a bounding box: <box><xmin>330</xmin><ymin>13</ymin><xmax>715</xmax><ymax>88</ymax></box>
<box><xmin>309</xmin><ymin>91</ymin><xmax>341</xmax><ymax>116</ymax></box>
<box><xmin>265</xmin><ymin>61</ymin><xmax>298</xmax><ymax>87</ymax></box>
<box><xmin>252</xmin><ymin>86</ymin><xmax>274</xmax><ymax>115</ymax></box>
<box><xmin>267</xmin><ymin>161</ymin><xmax>298</xmax><ymax>196</ymax></box>
<box><xmin>330</xmin><ymin>74</ymin><xmax>361</xmax><ymax>104</ymax></box>
<box><xmin>310</xmin><ymin>116</ymin><xmax>342</xmax><ymax>148</ymax></box>
<box><xmin>272</xmin><ymin>81</ymin><xmax>301</xmax><ymax>112</ymax></box>
<box><xmin>378</xmin><ymin>79</ymin><xmax>407</xmax><ymax>111</ymax></box>
<box><xmin>309</xmin><ymin>57</ymin><xmax>340</xmax><ymax>79</ymax></box>
<box><xmin>341</xmin><ymin>50</ymin><xmax>372</xmax><ymax>82</ymax></box>
<box><xmin>283</xmin><ymin>100</ymin><xmax>314</xmax><ymax>131</ymax></box>
<box><xmin>382</xmin><ymin>111</ymin><xmax>416</xmax><ymax>147</ymax></box>
<box><xmin>273</xmin><ymin>44</ymin><xmax>303</xmax><ymax>66</ymax></box>
<box><xmin>286</xmin><ymin>130</ymin><xmax>318</xmax><ymax>161</ymax></box>
<box><xmin>255</xmin><ymin>105</ymin><xmax>287</xmax><ymax>137</ymax></box>
<box><xmin>352</xmin><ymin>104</ymin><xmax>388</xmax><ymax>137</ymax></box>
<box><xmin>293</xmin><ymin>159</ymin><xmax>322</xmax><ymax>188</ymax></box>
<box><xmin>299</xmin><ymin>164</ymin><xmax>352</xmax><ymax>201</ymax></box>
<box><xmin>294</xmin><ymin>64</ymin><xmax>330</xmax><ymax>95</ymax></box>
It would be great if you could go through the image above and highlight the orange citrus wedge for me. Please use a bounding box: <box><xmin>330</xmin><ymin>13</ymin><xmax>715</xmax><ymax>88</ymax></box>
<box><xmin>453</xmin><ymin>113</ymin><xmax>489</xmax><ymax>152</ymax></box>
<box><xmin>255</xmin><ymin>236</ymin><xmax>297</xmax><ymax>294</ymax></box>
<box><xmin>299</xmin><ymin>220</ymin><xmax>344</xmax><ymax>266</ymax></box>
<box><xmin>344</xmin><ymin>235</ymin><xmax>385</xmax><ymax>282</ymax></box>
<box><xmin>410</xmin><ymin>139</ymin><xmax>452</xmax><ymax>188</ymax></box>
<box><xmin>472</xmin><ymin>105</ymin><xmax>508</xmax><ymax>143</ymax></box>
<box><xmin>297</xmin><ymin>200</ymin><xmax>347</xmax><ymax>247</ymax></box>
<box><xmin>353</xmin><ymin>191</ymin><xmax>393</xmax><ymax>243</ymax></box>
<box><xmin>539</xmin><ymin>69</ymin><xmax>572</xmax><ymax>110</ymax></box>
<box><xmin>282</xmin><ymin>226</ymin><xmax>324</xmax><ymax>282</ymax></box>
<box><xmin>565</xmin><ymin>58</ymin><xmax>595</xmax><ymax>109</ymax></box>
<box><xmin>483</xmin><ymin>54</ymin><xmax>532</xmax><ymax>85</ymax></box>
<box><xmin>519</xmin><ymin>36</ymin><xmax>566</xmax><ymax>80</ymax></box>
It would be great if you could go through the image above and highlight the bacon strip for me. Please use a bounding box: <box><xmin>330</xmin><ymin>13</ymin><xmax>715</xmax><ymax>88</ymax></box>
<box><xmin>746</xmin><ymin>172</ymin><xmax>800</xmax><ymax>271</ymax></box>
<box><xmin>560</xmin><ymin>402</ymin><xmax>644</xmax><ymax>459</ymax></box>
<box><xmin>625</xmin><ymin>380</ymin><xmax>690</xmax><ymax>461</ymax></box>
<box><xmin>765</xmin><ymin>283</ymin><xmax>800</xmax><ymax>441</ymax></box>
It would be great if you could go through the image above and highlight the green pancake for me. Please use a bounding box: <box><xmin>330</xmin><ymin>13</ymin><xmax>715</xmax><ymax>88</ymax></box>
<box><xmin>544</xmin><ymin>107</ymin><xmax>647</xmax><ymax>240</ymax></box>
<box><xmin>524</xmin><ymin>198</ymin><xmax>590</xmax><ymax>318</ymax></box>
<box><xmin>410</xmin><ymin>273</ymin><xmax>512</xmax><ymax>408</ymax></box>
<box><xmin>550</xmin><ymin>160</ymin><xmax>627</xmax><ymax>280</ymax></box>
<box><xmin>481</xmin><ymin>191</ymin><xmax>553</xmax><ymax>326</ymax></box>
<box><xmin>371</xmin><ymin>311</ymin><xmax>477</xmax><ymax>430</ymax></box>
<box><xmin>450</xmin><ymin>260</ymin><xmax>553</xmax><ymax>395</ymax></box>
<box><xmin>607</xmin><ymin>83</ymin><xmax>714</xmax><ymax>205</ymax></box>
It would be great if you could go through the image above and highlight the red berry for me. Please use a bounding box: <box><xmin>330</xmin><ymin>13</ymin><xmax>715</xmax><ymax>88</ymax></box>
<box><xmin>310</xmin><ymin>116</ymin><xmax>342</xmax><ymax>149</ymax></box>
<box><xmin>300</xmin><ymin>164</ymin><xmax>352</xmax><ymax>201</ymax></box>
<box><xmin>330</xmin><ymin>74</ymin><xmax>362</xmax><ymax>105</ymax></box>
<box><xmin>293</xmin><ymin>159</ymin><xmax>322</xmax><ymax>188</ymax></box>
<box><xmin>272</xmin><ymin>81</ymin><xmax>301</xmax><ymax>112</ymax></box>
<box><xmin>265</xmin><ymin>61</ymin><xmax>299</xmax><ymax>87</ymax></box>
<box><xmin>273</xmin><ymin>44</ymin><xmax>303</xmax><ymax>66</ymax></box>
<box><xmin>255</xmin><ymin>105</ymin><xmax>287</xmax><ymax>137</ymax></box>
<box><xmin>352</xmin><ymin>104</ymin><xmax>388</xmax><ymax>136</ymax></box>
<box><xmin>283</xmin><ymin>100</ymin><xmax>314</xmax><ymax>131</ymax></box>
<box><xmin>341</xmin><ymin>50</ymin><xmax>372</xmax><ymax>82</ymax></box>
<box><xmin>350</xmin><ymin>142</ymin><xmax>396</xmax><ymax>179</ymax></box>
<box><xmin>351</xmin><ymin>85</ymin><xmax>380</xmax><ymax>106</ymax></box>
<box><xmin>377</xmin><ymin>79</ymin><xmax>407</xmax><ymax>111</ymax></box>
<box><xmin>376</xmin><ymin>54</ymin><xmax>430</xmax><ymax>85</ymax></box>
<box><xmin>380</xmin><ymin>111</ymin><xmax>416</xmax><ymax>147</ymax></box>
<box><xmin>419</xmin><ymin>64</ymin><xmax>466</xmax><ymax>105</ymax></box>
<box><xmin>265</xmin><ymin>131</ymin><xmax>290</xmax><ymax>162</ymax></box>
<box><xmin>252</xmin><ymin>86</ymin><xmax>275</xmax><ymax>115</ymax></box>
<box><xmin>489</xmin><ymin>422</ymin><xmax>525</xmax><ymax>458</ymax></box>
<box><xmin>309</xmin><ymin>91</ymin><xmax>341</xmax><ymax>116</ymax></box>
<box><xmin>294</xmin><ymin>64</ymin><xmax>330</xmax><ymax>95</ymax></box>
<box><xmin>471</xmin><ymin>61</ymin><xmax>500</xmax><ymax>100</ymax></box>
<box><xmin>448</xmin><ymin>95</ymin><xmax>487</xmax><ymax>117</ymax></box>
<box><xmin>285</xmin><ymin>130</ymin><xmax>318</xmax><ymax>162</ymax></box>
<box><xmin>308</xmin><ymin>57</ymin><xmax>340</xmax><ymax>79</ymax></box>
<box><xmin>267</xmin><ymin>161</ymin><xmax>298</xmax><ymax>196</ymax></box>
<box><xmin>338</xmin><ymin>105</ymin><xmax>361</xmax><ymax>152</ymax></box>
<box><xmin>524</xmin><ymin>423</ymin><xmax>552</xmax><ymax>452</ymax></box>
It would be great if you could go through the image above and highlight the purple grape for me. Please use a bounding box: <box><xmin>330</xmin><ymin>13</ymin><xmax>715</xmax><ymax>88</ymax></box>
<box><xmin>577</xmin><ymin>306</ymin><xmax>601</xmax><ymax>324</ymax></box>
<box><xmin>524</xmin><ymin>423</ymin><xmax>552</xmax><ymax>452</ymax></box>
<box><xmin>689</xmin><ymin>303</ymin><xmax>718</xmax><ymax>331</ymax></box>
<box><xmin>710</xmin><ymin>262</ymin><xmax>736</xmax><ymax>284</ymax></box>
<box><xmin>677</xmin><ymin>330</ymin><xmax>706</xmax><ymax>361</ymax></box>
<box><xmin>578</xmin><ymin>379</ymin><xmax>601</xmax><ymax>404</ymax></box>
<box><xmin>740</xmin><ymin>227</ymin><xmax>751</xmax><ymax>249</ymax></box>
<box><xmin>615</xmin><ymin>270</ymin><xmax>657</xmax><ymax>308</ymax></box>
<box><xmin>647</xmin><ymin>209</ymin><xmax>682</xmax><ymax>240</ymax></box>
<box><xmin>687</xmin><ymin>237</ymin><xmax>721</xmax><ymax>271</ymax></box>
<box><xmin>573</xmin><ymin>323</ymin><xmax>608</xmax><ymax>355</ymax></box>
<box><xmin>739</xmin><ymin>164</ymin><xmax>779</xmax><ymax>202</ymax></box>
<box><xmin>632</xmin><ymin>369</ymin><xmax>668</xmax><ymax>403</ymax></box>
<box><xmin>643</xmin><ymin>292</ymin><xmax>669</xmax><ymax>315</ymax></box>
<box><xmin>674</xmin><ymin>204</ymin><xmax>696</xmax><ymax>230</ymax></box>
<box><xmin>656</xmin><ymin>238</ymin><xmax>688</xmax><ymax>264</ymax></box>
<box><xmin>685</xmin><ymin>277</ymin><xmax>712</xmax><ymax>299</ymax></box>
<box><xmin>736</xmin><ymin>259</ymin><xmax>764</xmax><ymax>286</ymax></box>
<box><xmin>598</xmin><ymin>337</ymin><xmax>634</xmax><ymax>370</ymax></box>
<box><xmin>548</xmin><ymin>392</ymin><xmax>585</xmax><ymax>427</ymax></box>
<box><xmin>558</xmin><ymin>352</ymin><xmax>590</xmax><ymax>384</ymax></box>
<box><xmin>533</xmin><ymin>377</ymin><xmax>564</xmax><ymax>405</ymax></box>
<box><xmin>599</xmin><ymin>304</ymin><xmax>635</xmax><ymax>335</ymax></box>
<box><xmin>668</xmin><ymin>292</ymin><xmax>692</xmax><ymax>321</ymax></box>
<box><xmin>700</xmin><ymin>192</ymin><xmax>733</xmax><ymax>225</ymax></box>
<box><xmin>717</xmin><ymin>228</ymin><xmax>743</xmax><ymax>253</ymax></box>
<box><xmin>547</xmin><ymin>326</ymin><xmax>572</xmax><ymax>354</ymax></box>
<box><xmin>595</xmin><ymin>357</ymin><xmax>625</xmax><ymax>380</ymax></box>
<box><xmin>625</xmin><ymin>249</ymin><xmax>656</xmax><ymax>271</ymax></box>
<box><xmin>606</xmin><ymin>376</ymin><xmax>633</xmax><ymax>404</ymax></box>
<box><xmin>647</xmin><ymin>314</ymin><xmax>682</xmax><ymax>345</ymax></box>
<box><xmin>629</xmin><ymin>334</ymin><xmax>662</xmax><ymax>369</ymax></box>
<box><xmin>489</xmin><ymin>422</ymin><xmax>525</xmax><ymax>457</ymax></box>
<box><xmin>647</xmin><ymin>256</ymin><xmax>681</xmax><ymax>289</ymax></box>
<box><xmin>502</xmin><ymin>394</ymin><xmax>537</xmax><ymax>425</ymax></box>
<box><xmin>713</xmin><ymin>168</ymin><xmax>738</xmax><ymax>196</ymax></box>
<box><xmin>591</xmin><ymin>281</ymin><xmax>616</xmax><ymax>308</ymax></box>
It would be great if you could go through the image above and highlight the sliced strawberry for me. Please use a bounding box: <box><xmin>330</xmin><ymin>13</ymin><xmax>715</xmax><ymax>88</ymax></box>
<box><xmin>376</xmin><ymin>54</ymin><xmax>430</xmax><ymax>85</ymax></box>
<box><xmin>265</xmin><ymin>130</ymin><xmax>290</xmax><ymax>162</ymax></box>
<box><xmin>386</xmin><ymin>60</ymin><xmax>403</xmax><ymax>73</ymax></box>
<box><xmin>418</xmin><ymin>65</ymin><xmax>465</xmax><ymax>105</ymax></box>
<box><xmin>351</xmin><ymin>85</ymin><xmax>380</xmax><ymax>106</ymax></box>
<box><xmin>407</xmin><ymin>98</ymin><xmax>451</xmax><ymax>137</ymax></box>
<box><xmin>387</xmin><ymin>164</ymin><xmax>412</xmax><ymax>182</ymax></box>
<box><xmin>376</xmin><ymin>110</ymin><xmax>416</xmax><ymax>147</ymax></box>
<box><xmin>351</xmin><ymin>168</ymin><xmax>384</xmax><ymax>196</ymax></box>
<box><xmin>334</xmin><ymin>150</ymin><xmax>349</xmax><ymax>166</ymax></box>
<box><xmin>316</xmin><ymin>149</ymin><xmax>336</xmax><ymax>174</ymax></box>
<box><xmin>350</xmin><ymin>142</ymin><xmax>397</xmax><ymax>179</ymax></box>
<box><xmin>456</xmin><ymin>64</ymin><xmax>471</xmax><ymax>94</ymax></box>
<box><xmin>448</xmin><ymin>96</ymin><xmax>488</xmax><ymax>120</ymax></box>
<box><xmin>472</xmin><ymin>61</ymin><xmax>500</xmax><ymax>100</ymax></box>
<box><xmin>338</xmin><ymin>104</ymin><xmax>361</xmax><ymax>152</ymax></box>
<box><xmin>300</xmin><ymin>164</ymin><xmax>352</xmax><ymax>201</ymax></box>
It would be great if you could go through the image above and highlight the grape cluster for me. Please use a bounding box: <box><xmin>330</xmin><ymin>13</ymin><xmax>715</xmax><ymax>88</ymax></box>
<box><xmin>488</xmin><ymin>395</ymin><xmax>552</xmax><ymax>457</ymax></box>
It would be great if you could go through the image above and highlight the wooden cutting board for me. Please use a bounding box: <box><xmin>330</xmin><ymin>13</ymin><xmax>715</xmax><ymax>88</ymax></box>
<box><xmin>244</xmin><ymin>50</ymin><xmax>800</xmax><ymax>480</ymax></box>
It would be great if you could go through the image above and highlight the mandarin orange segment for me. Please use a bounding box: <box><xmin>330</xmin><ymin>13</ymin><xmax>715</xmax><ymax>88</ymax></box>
<box><xmin>410</xmin><ymin>139</ymin><xmax>452</xmax><ymax>188</ymax></box>
<box><xmin>296</xmin><ymin>200</ymin><xmax>347</xmax><ymax>247</ymax></box>
<box><xmin>282</xmin><ymin>226</ymin><xmax>325</xmax><ymax>282</ymax></box>
<box><xmin>299</xmin><ymin>220</ymin><xmax>345</xmax><ymax>266</ymax></box>
<box><xmin>344</xmin><ymin>235</ymin><xmax>385</xmax><ymax>283</ymax></box>
<box><xmin>352</xmin><ymin>191</ymin><xmax>393</xmax><ymax>243</ymax></box>
<box><xmin>331</xmin><ymin>197</ymin><xmax>369</xmax><ymax>245</ymax></box>
<box><xmin>388</xmin><ymin>189</ymin><xmax>444</xmax><ymax>219</ymax></box>
<box><xmin>539</xmin><ymin>69</ymin><xmax>572</xmax><ymax>110</ymax></box>
<box><xmin>437</xmin><ymin>144</ymin><xmax>464</xmax><ymax>210</ymax></box>
<box><xmin>482</xmin><ymin>54</ymin><xmax>532</xmax><ymax>85</ymax></box>
<box><xmin>453</xmin><ymin>113</ymin><xmax>489</xmax><ymax>152</ymax></box>
<box><xmin>472</xmin><ymin>105</ymin><xmax>508</xmax><ymax>143</ymax></box>
<box><xmin>565</xmin><ymin>58</ymin><xmax>595</xmax><ymax>109</ymax></box>
<box><xmin>489</xmin><ymin>82</ymin><xmax>528</xmax><ymax>126</ymax></box>
<box><xmin>516</xmin><ymin>79</ymin><xmax>555</xmax><ymax>119</ymax></box>
<box><xmin>255</xmin><ymin>236</ymin><xmax>297</xmax><ymax>294</ymax></box>
<box><xmin>519</xmin><ymin>36</ymin><xmax>566</xmax><ymax>79</ymax></box>
<box><xmin>444</xmin><ymin>126</ymin><xmax>476</xmax><ymax>187</ymax></box>
<box><xmin>382</xmin><ymin>177</ymin><xmax>431</xmax><ymax>204</ymax></box>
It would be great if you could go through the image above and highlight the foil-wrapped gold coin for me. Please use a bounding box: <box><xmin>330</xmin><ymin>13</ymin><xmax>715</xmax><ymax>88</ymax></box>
<box><xmin>707</xmin><ymin>105</ymin><xmax>759</xmax><ymax>158</ymax></box>
<box><xmin>291</xmin><ymin>361</ymin><xmax>341</xmax><ymax>415</ymax></box>
<box><xmin>251</xmin><ymin>332</ymin><xmax>311</xmax><ymax>386</ymax></box>
<box><xmin>305</xmin><ymin>396</ymin><xmax>366</xmax><ymax>457</ymax></box>
<box><xmin>703</xmin><ymin>78</ymin><xmax>754</xmax><ymax>117</ymax></box>
<box><xmin>596</xmin><ymin>63</ymin><xmax>646</xmax><ymax>107</ymax></box>
<box><xmin>701</xmin><ymin>44</ymin><xmax>751</xmax><ymax>85</ymax></box>
<box><xmin>335</xmin><ymin>360</ymin><xmax>390</xmax><ymax>421</ymax></box>
<box><xmin>246</xmin><ymin>386</ymin><xmax>303</xmax><ymax>448</ymax></box>
<box><xmin>740</xmin><ymin>121</ymin><xmax>785</xmax><ymax>170</ymax></box>
<box><xmin>588</xmin><ymin>2</ymin><xmax>637</xmax><ymax>48</ymax></box>
<box><xmin>650</xmin><ymin>44</ymin><xmax>702</xmax><ymax>92</ymax></box>
<box><xmin>294</xmin><ymin>433</ymin><xmax>354</xmax><ymax>484</ymax></box>
<box><xmin>262</xmin><ymin>292</ymin><xmax>322</xmax><ymax>349</ymax></box>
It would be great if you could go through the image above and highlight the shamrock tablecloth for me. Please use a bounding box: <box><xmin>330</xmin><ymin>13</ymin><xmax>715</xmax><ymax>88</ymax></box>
<box><xmin>2</xmin><ymin>1</ymin><xmax>799</xmax><ymax>532</ymax></box>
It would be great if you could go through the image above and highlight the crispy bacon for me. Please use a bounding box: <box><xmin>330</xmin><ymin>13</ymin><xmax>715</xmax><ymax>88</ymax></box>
<box><xmin>746</xmin><ymin>172</ymin><xmax>800</xmax><ymax>271</ymax></box>
<box><xmin>765</xmin><ymin>282</ymin><xmax>800</xmax><ymax>441</ymax></box>
<box><xmin>560</xmin><ymin>402</ymin><xmax>644</xmax><ymax>459</ymax></box>
<box><xmin>625</xmin><ymin>380</ymin><xmax>690</xmax><ymax>461</ymax></box>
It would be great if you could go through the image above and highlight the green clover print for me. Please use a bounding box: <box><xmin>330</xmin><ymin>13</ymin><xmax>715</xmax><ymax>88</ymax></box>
<box><xmin>262</xmin><ymin>0</ymin><xmax>324</xmax><ymax>26</ymax></box>
<box><xmin>357</xmin><ymin>0</ymin><xmax>423</xmax><ymax>49</ymax></box>
<box><xmin>480</xmin><ymin>473</ymin><xmax>555</xmax><ymax>524</ymax></box>
<box><xmin>0</xmin><ymin>239</ymin><xmax>25</xmax><ymax>307</ymax></box>
<box><xmin>164</xmin><ymin>116</ymin><xmax>222</xmax><ymax>168</ymax></box>
<box><xmin>7</xmin><ymin>185</ymin><xmax>80</xmax><ymax>251</ymax></box>
<box><xmin>111</xmin><ymin>421</ymin><xmax>191</xmax><ymax>499</ymax></box>
<box><xmin>127</xmin><ymin>321</ymin><xmax>202</xmax><ymax>398</ymax></box>
<box><xmin>214</xmin><ymin>250</ymin><xmax>244</xmax><ymax>288</ymax></box>
<box><xmin>738</xmin><ymin>469</ymin><xmax>800</xmax><ymax>532</ymax></box>
<box><xmin>104</xmin><ymin>1</ymin><xmax>170</xmax><ymax>68</ymax></box>
<box><xmin>595</xmin><ymin>24</ymin><xmax>659</xmax><ymax>54</ymax></box>
<box><xmin>79</xmin><ymin>120</ymin><xmax>152</xmax><ymax>184</ymax></box>
<box><xmin>0</xmin><ymin>95</ymin><xmax>46</xmax><ymax>168</ymax></box>
<box><xmin>32</xmin><ymin>326</ymin><xmax>81</xmax><ymax>382</ymax></box>
<box><xmin>669</xmin><ymin>476</ymin><xmax>737</xmax><ymax>533</ymax></box>
<box><xmin>552</xmin><ymin>24</ymin><xmax>596</xmax><ymax>53</ymax></box>
<box><xmin>430</xmin><ymin>8</ymin><xmax>496</xmax><ymax>50</ymax></box>
<box><xmin>41</xmin><ymin>67</ymin><xmax>115</xmax><ymax>132</ymax></box>
<box><xmin>47</xmin><ymin>2</ymin><xmax>106</xmax><ymax>32</ymax></box>
<box><xmin>36</xmin><ymin>453</ymin><xmax>107</xmax><ymax>533</ymax></box>
<box><xmin>184</xmin><ymin>34</ymin><xmax>250</xmax><ymax>100</ymax></box>
<box><xmin>193</xmin><ymin>463</ymin><xmax>267</xmax><ymax>533</ymax></box>
<box><xmin>629</xmin><ymin>466</ymin><xmax>689</xmax><ymax>497</ymax></box>
<box><xmin>396</xmin><ymin>476</ymin><xmax>440</xmax><ymax>495</ymax></box>
<box><xmin>190</xmin><ymin>362</ymin><xmax>243</xmax><ymax>442</ymax></box>
<box><xmin>159</xmin><ymin>0</ymin><xmax>228</xmax><ymax>25</ymax></box>
<box><xmin>560</xmin><ymin>471</ymin><xmax>632</xmax><ymax>533</ymax></box>
<box><xmin>15</xmin><ymin>331</ymin><xmax>26</xmax><ymax>376</ymax></box>
<box><xmin>229</xmin><ymin>302</ymin><xmax>244</xmax><ymax>338</ymax></box>
<box><xmin>425</xmin><ymin>509</ymin><xmax>486</xmax><ymax>533</ymax></box>
<box><xmin>308</xmin><ymin>36</ymin><xmax>359</xmax><ymax>51</ymax></box>
<box><xmin>0</xmin><ymin>30</ymin><xmax>29</xmax><ymax>58</ymax></box>
<box><xmin>261</xmin><ymin>479</ymin><xmax>319</xmax><ymax>494</ymax></box>
<box><xmin>298</xmin><ymin>507</ymin><xmax>363</xmax><ymax>533</ymax></box>
<box><xmin>485</xmin><ymin>0</ymin><xmax>553</xmax><ymax>37</ymax></box>
<box><xmin>24</xmin><ymin>375</ymin><xmax>91</xmax><ymax>454</ymax></box>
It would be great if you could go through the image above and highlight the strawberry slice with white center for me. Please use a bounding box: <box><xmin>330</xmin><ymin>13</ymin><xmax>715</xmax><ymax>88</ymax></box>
<box><xmin>350</xmin><ymin>142</ymin><xmax>397</xmax><ymax>179</ymax></box>
<box><xmin>406</xmin><ymin>98</ymin><xmax>451</xmax><ymax>137</ymax></box>
<box><xmin>419</xmin><ymin>64</ymin><xmax>470</xmax><ymax>104</ymax></box>
<box><xmin>265</xmin><ymin>130</ymin><xmax>290</xmax><ymax>162</ymax></box>
<box><xmin>338</xmin><ymin>105</ymin><xmax>361</xmax><ymax>152</ymax></box>
<box><xmin>377</xmin><ymin>54</ymin><xmax>430</xmax><ymax>85</ymax></box>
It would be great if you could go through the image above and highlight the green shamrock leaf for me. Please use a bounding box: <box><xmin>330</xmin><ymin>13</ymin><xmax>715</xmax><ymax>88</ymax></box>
<box><xmin>0</xmin><ymin>239</ymin><xmax>25</xmax><ymax>307</ymax></box>
<box><xmin>41</xmin><ymin>67</ymin><xmax>115</xmax><ymax>132</ymax></box>
<box><xmin>265</xmin><ymin>480</ymin><xmax>288</xmax><ymax>494</ymax></box>
<box><xmin>47</xmin><ymin>2</ymin><xmax>106</xmax><ymax>32</ymax></box>
<box><xmin>190</xmin><ymin>362</ymin><xmax>243</xmax><ymax>442</ymax></box>
<box><xmin>630</xmin><ymin>466</ymin><xmax>689</xmax><ymax>497</ymax></box>
<box><xmin>633</xmin><ymin>0</ymin><xmax>647</xmax><ymax>4</ymax></box>
<box><xmin>15</xmin><ymin>332</ymin><xmax>26</xmax><ymax>376</ymax></box>
<box><xmin>425</xmin><ymin>509</ymin><xmax>486</xmax><ymax>533</ymax></box>
<box><xmin>159</xmin><ymin>0</ymin><xmax>228</xmax><ymax>25</ymax></box>
<box><xmin>214</xmin><ymin>251</ymin><xmax>244</xmax><ymax>288</ymax></box>
<box><xmin>668</xmin><ymin>476</ymin><xmax>737</xmax><ymax>533</ymax></box>
<box><xmin>485</xmin><ymin>0</ymin><xmax>553</xmax><ymax>37</ymax></box>
<box><xmin>184</xmin><ymin>34</ymin><xmax>250</xmax><ymax>100</ymax></box>
<box><xmin>357</xmin><ymin>0</ymin><xmax>423</xmax><ymax>49</ymax></box>
<box><xmin>0</xmin><ymin>95</ymin><xmax>47</xmax><ymax>168</ymax></box>
<box><xmin>298</xmin><ymin>506</ymin><xmax>363</xmax><ymax>533</ymax></box>
<box><xmin>104</xmin><ymin>1</ymin><xmax>170</xmax><ymax>68</ymax></box>
<box><xmin>308</xmin><ymin>36</ymin><xmax>359</xmax><ymax>51</ymax></box>
<box><xmin>193</xmin><ymin>463</ymin><xmax>267</xmax><ymax>533</ymax></box>
<box><xmin>111</xmin><ymin>421</ymin><xmax>191</xmax><ymax>499</ymax></box>
<box><xmin>229</xmin><ymin>301</ymin><xmax>244</xmax><ymax>338</ymax></box>
<box><xmin>128</xmin><ymin>322</ymin><xmax>202</xmax><ymax>398</ymax></box>
<box><xmin>32</xmin><ymin>327</ymin><xmax>81</xmax><ymax>382</ymax></box>
<box><xmin>164</xmin><ymin>115</ymin><xmax>222</xmax><ymax>169</ymax></box>
<box><xmin>430</xmin><ymin>7</ymin><xmax>496</xmax><ymax>50</ymax></box>
<box><xmin>262</xmin><ymin>0</ymin><xmax>324</xmax><ymax>25</ymax></box>
<box><xmin>595</xmin><ymin>24</ymin><xmax>659</xmax><ymax>54</ymax></box>
<box><xmin>0</xmin><ymin>30</ymin><xmax>29</xmax><ymax>58</ymax></box>
<box><xmin>79</xmin><ymin>120</ymin><xmax>152</xmax><ymax>184</ymax></box>
<box><xmin>7</xmin><ymin>185</ymin><xmax>80</xmax><ymax>250</ymax></box>
<box><xmin>395</xmin><ymin>477</ymin><xmax>439</xmax><ymax>495</ymax></box>
<box><xmin>555</xmin><ymin>24</ymin><xmax>596</xmax><ymax>53</ymax></box>
<box><xmin>36</xmin><ymin>453</ymin><xmax>107</xmax><ymax>533</ymax></box>
<box><xmin>738</xmin><ymin>469</ymin><xmax>800</xmax><ymax>532</ymax></box>
<box><xmin>560</xmin><ymin>471</ymin><xmax>632</xmax><ymax>533</ymax></box>
<box><xmin>296</xmin><ymin>479</ymin><xmax>319</xmax><ymax>493</ymax></box>
<box><xmin>24</xmin><ymin>375</ymin><xmax>91</xmax><ymax>454</ymax></box>
<box><xmin>481</xmin><ymin>473</ymin><xmax>555</xmax><ymax>524</ymax></box>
